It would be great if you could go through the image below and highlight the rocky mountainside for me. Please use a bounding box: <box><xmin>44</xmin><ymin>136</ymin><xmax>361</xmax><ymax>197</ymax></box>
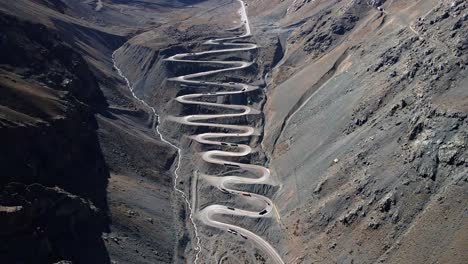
<box><xmin>1</xmin><ymin>0</ymin><xmax>466</xmax><ymax>263</ymax></box>
<box><xmin>249</xmin><ymin>0</ymin><xmax>468</xmax><ymax>263</ymax></box>
<box><xmin>0</xmin><ymin>8</ymin><xmax>110</xmax><ymax>263</ymax></box>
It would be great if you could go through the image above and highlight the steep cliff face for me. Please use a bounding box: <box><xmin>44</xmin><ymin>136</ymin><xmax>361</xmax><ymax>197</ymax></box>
<box><xmin>0</xmin><ymin>13</ymin><xmax>109</xmax><ymax>205</ymax></box>
<box><xmin>0</xmin><ymin>14</ymin><xmax>107</xmax><ymax>109</ymax></box>
<box><xmin>246</xmin><ymin>0</ymin><xmax>467</xmax><ymax>263</ymax></box>
<box><xmin>0</xmin><ymin>8</ymin><xmax>111</xmax><ymax>264</ymax></box>
<box><xmin>0</xmin><ymin>183</ymin><xmax>108</xmax><ymax>264</ymax></box>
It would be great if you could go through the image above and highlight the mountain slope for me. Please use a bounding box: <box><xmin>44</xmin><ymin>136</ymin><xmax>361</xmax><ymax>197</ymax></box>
<box><xmin>246</xmin><ymin>0</ymin><xmax>467</xmax><ymax>263</ymax></box>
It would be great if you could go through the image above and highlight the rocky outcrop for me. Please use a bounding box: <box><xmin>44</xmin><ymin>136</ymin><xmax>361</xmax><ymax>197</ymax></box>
<box><xmin>0</xmin><ymin>13</ymin><xmax>107</xmax><ymax>110</ymax></box>
<box><xmin>0</xmin><ymin>183</ymin><xmax>108</xmax><ymax>264</ymax></box>
<box><xmin>0</xmin><ymin>103</ymin><xmax>109</xmax><ymax>209</ymax></box>
<box><xmin>289</xmin><ymin>1</ymin><xmax>365</xmax><ymax>59</ymax></box>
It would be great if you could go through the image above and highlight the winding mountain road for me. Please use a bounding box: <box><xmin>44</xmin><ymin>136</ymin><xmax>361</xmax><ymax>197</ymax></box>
<box><xmin>166</xmin><ymin>1</ymin><xmax>284</xmax><ymax>263</ymax></box>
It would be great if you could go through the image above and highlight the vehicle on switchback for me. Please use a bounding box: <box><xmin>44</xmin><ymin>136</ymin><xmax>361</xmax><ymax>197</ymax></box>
<box><xmin>221</xmin><ymin>142</ymin><xmax>228</xmax><ymax>146</ymax></box>
<box><xmin>241</xmin><ymin>193</ymin><xmax>251</xmax><ymax>197</ymax></box>
<box><xmin>227</xmin><ymin>229</ymin><xmax>238</xmax><ymax>235</ymax></box>
<box><xmin>259</xmin><ymin>209</ymin><xmax>268</xmax><ymax>215</ymax></box>
<box><xmin>220</xmin><ymin>188</ymin><xmax>230</xmax><ymax>194</ymax></box>
<box><xmin>240</xmin><ymin>234</ymin><xmax>248</xmax><ymax>239</ymax></box>
<box><xmin>230</xmin><ymin>143</ymin><xmax>238</xmax><ymax>147</ymax></box>
<box><xmin>227</xmin><ymin>207</ymin><xmax>235</xmax><ymax>211</ymax></box>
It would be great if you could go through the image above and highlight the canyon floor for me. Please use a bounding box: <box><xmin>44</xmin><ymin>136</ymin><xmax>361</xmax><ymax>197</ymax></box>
<box><xmin>0</xmin><ymin>0</ymin><xmax>467</xmax><ymax>264</ymax></box>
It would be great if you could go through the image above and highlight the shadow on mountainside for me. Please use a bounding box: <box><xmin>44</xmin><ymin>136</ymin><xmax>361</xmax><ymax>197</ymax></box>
<box><xmin>0</xmin><ymin>12</ymin><xmax>111</xmax><ymax>264</ymax></box>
